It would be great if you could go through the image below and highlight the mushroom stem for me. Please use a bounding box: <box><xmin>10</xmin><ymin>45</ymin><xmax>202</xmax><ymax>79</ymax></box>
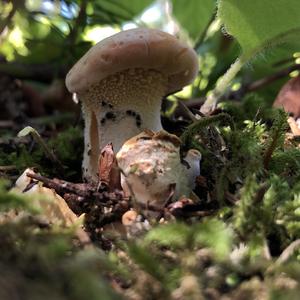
<box><xmin>80</xmin><ymin>68</ymin><xmax>167</xmax><ymax>182</ymax></box>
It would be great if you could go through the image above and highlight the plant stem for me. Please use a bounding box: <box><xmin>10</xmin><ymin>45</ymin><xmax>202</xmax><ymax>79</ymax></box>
<box><xmin>67</xmin><ymin>0</ymin><xmax>88</xmax><ymax>47</ymax></box>
<box><xmin>0</xmin><ymin>4</ymin><xmax>17</xmax><ymax>36</ymax></box>
<box><xmin>194</xmin><ymin>12</ymin><xmax>216</xmax><ymax>51</ymax></box>
<box><xmin>18</xmin><ymin>126</ymin><xmax>64</xmax><ymax>172</ymax></box>
<box><xmin>200</xmin><ymin>55</ymin><xmax>248</xmax><ymax>114</ymax></box>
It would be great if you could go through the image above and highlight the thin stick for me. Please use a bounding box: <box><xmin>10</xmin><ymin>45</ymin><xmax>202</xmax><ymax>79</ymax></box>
<box><xmin>18</xmin><ymin>126</ymin><xmax>64</xmax><ymax>172</ymax></box>
<box><xmin>194</xmin><ymin>12</ymin><xmax>217</xmax><ymax>50</ymax></box>
<box><xmin>242</xmin><ymin>64</ymin><xmax>300</xmax><ymax>94</ymax></box>
<box><xmin>0</xmin><ymin>4</ymin><xmax>17</xmax><ymax>36</ymax></box>
<box><xmin>26</xmin><ymin>172</ymin><xmax>126</xmax><ymax>204</ymax></box>
<box><xmin>201</xmin><ymin>56</ymin><xmax>246</xmax><ymax>114</ymax></box>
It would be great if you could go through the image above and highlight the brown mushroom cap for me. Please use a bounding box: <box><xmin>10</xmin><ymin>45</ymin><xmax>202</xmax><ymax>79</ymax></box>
<box><xmin>65</xmin><ymin>28</ymin><xmax>198</xmax><ymax>95</ymax></box>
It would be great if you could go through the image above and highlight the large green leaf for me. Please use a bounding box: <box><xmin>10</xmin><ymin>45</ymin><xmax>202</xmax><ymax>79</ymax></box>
<box><xmin>201</xmin><ymin>0</ymin><xmax>300</xmax><ymax>113</ymax></box>
<box><xmin>218</xmin><ymin>0</ymin><xmax>300</xmax><ymax>58</ymax></box>
<box><xmin>172</xmin><ymin>0</ymin><xmax>216</xmax><ymax>40</ymax></box>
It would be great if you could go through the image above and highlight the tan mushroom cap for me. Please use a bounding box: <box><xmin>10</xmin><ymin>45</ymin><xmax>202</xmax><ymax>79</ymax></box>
<box><xmin>65</xmin><ymin>28</ymin><xmax>199</xmax><ymax>95</ymax></box>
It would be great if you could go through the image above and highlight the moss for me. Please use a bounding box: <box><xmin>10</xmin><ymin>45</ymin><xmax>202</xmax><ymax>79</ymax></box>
<box><xmin>0</xmin><ymin>126</ymin><xmax>83</xmax><ymax>181</ymax></box>
<box><xmin>48</xmin><ymin>126</ymin><xmax>84</xmax><ymax>180</ymax></box>
<box><xmin>1</xmin><ymin>93</ymin><xmax>300</xmax><ymax>299</ymax></box>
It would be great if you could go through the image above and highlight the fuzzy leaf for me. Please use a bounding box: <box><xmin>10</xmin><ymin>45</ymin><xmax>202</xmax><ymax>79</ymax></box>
<box><xmin>218</xmin><ymin>0</ymin><xmax>300</xmax><ymax>58</ymax></box>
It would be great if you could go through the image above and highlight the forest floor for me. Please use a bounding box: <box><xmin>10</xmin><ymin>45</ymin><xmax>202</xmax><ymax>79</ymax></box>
<box><xmin>0</xmin><ymin>82</ymin><xmax>300</xmax><ymax>300</ymax></box>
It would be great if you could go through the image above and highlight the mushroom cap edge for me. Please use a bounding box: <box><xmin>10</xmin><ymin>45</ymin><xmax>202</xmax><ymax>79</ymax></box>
<box><xmin>65</xmin><ymin>28</ymin><xmax>199</xmax><ymax>95</ymax></box>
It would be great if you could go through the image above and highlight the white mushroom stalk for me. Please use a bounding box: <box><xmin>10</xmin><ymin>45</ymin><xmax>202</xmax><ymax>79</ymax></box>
<box><xmin>65</xmin><ymin>28</ymin><xmax>198</xmax><ymax>182</ymax></box>
<box><xmin>116</xmin><ymin>130</ymin><xmax>201</xmax><ymax>208</ymax></box>
<box><xmin>80</xmin><ymin>69</ymin><xmax>167</xmax><ymax>181</ymax></box>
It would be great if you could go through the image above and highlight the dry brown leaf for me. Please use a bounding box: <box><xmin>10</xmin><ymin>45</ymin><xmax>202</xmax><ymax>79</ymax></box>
<box><xmin>273</xmin><ymin>76</ymin><xmax>300</xmax><ymax>118</ymax></box>
<box><xmin>98</xmin><ymin>143</ymin><xmax>121</xmax><ymax>191</ymax></box>
<box><xmin>13</xmin><ymin>169</ymin><xmax>79</xmax><ymax>227</ymax></box>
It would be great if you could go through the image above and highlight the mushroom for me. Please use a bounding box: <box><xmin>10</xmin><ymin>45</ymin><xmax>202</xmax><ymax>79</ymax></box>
<box><xmin>116</xmin><ymin>130</ymin><xmax>201</xmax><ymax>209</ymax></box>
<box><xmin>65</xmin><ymin>28</ymin><xmax>198</xmax><ymax>182</ymax></box>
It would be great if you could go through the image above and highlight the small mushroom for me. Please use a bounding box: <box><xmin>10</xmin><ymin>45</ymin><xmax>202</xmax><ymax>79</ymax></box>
<box><xmin>122</xmin><ymin>210</ymin><xmax>138</xmax><ymax>226</ymax></box>
<box><xmin>116</xmin><ymin>130</ymin><xmax>201</xmax><ymax>209</ymax></box>
<box><xmin>65</xmin><ymin>28</ymin><xmax>198</xmax><ymax>182</ymax></box>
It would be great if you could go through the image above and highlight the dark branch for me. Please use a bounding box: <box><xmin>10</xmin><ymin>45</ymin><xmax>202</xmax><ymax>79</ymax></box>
<box><xmin>26</xmin><ymin>172</ymin><xmax>126</xmax><ymax>204</ymax></box>
<box><xmin>0</xmin><ymin>3</ymin><xmax>17</xmax><ymax>35</ymax></box>
<box><xmin>66</xmin><ymin>0</ymin><xmax>88</xmax><ymax>53</ymax></box>
<box><xmin>194</xmin><ymin>12</ymin><xmax>217</xmax><ymax>51</ymax></box>
<box><xmin>0</xmin><ymin>62</ymin><xmax>68</xmax><ymax>83</ymax></box>
<box><xmin>230</xmin><ymin>64</ymin><xmax>300</xmax><ymax>100</ymax></box>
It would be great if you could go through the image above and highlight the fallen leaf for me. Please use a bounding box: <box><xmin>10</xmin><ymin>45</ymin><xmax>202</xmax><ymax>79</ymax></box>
<box><xmin>98</xmin><ymin>143</ymin><xmax>121</xmax><ymax>191</ymax></box>
<box><xmin>273</xmin><ymin>76</ymin><xmax>300</xmax><ymax>118</ymax></box>
<box><xmin>13</xmin><ymin>169</ymin><xmax>79</xmax><ymax>227</ymax></box>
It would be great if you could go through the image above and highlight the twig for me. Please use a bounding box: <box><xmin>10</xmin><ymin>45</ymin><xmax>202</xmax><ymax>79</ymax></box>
<box><xmin>29</xmin><ymin>113</ymin><xmax>76</xmax><ymax>126</ymax></box>
<box><xmin>272</xmin><ymin>57</ymin><xmax>295</xmax><ymax>67</ymax></box>
<box><xmin>0</xmin><ymin>3</ymin><xmax>17</xmax><ymax>36</ymax></box>
<box><xmin>0</xmin><ymin>165</ymin><xmax>17</xmax><ymax>171</ymax></box>
<box><xmin>253</xmin><ymin>183</ymin><xmax>270</xmax><ymax>204</ymax></box>
<box><xmin>0</xmin><ymin>120</ymin><xmax>14</xmax><ymax>129</ymax></box>
<box><xmin>65</xmin><ymin>0</ymin><xmax>88</xmax><ymax>58</ymax></box>
<box><xmin>18</xmin><ymin>126</ymin><xmax>65</xmax><ymax>172</ymax></box>
<box><xmin>26</xmin><ymin>172</ymin><xmax>126</xmax><ymax>204</ymax></box>
<box><xmin>171</xmin><ymin>209</ymin><xmax>215</xmax><ymax>218</ymax></box>
<box><xmin>0</xmin><ymin>62</ymin><xmax>67</xmax><ymax>83</ymax></box>
<box><xmin>176</xmin><ymin>99</ymin><xmax>198</xmax><ymax>122</ymax></box>
<box><xmin>233</xmin><ymin>64</ymin><xmax>300</xmax><ymax>98</ymax></box>
<box><xmin>194</xmin><ymin>12</ymin><xmax>217</xmax><ymax>51</ymax></box>
<box><xmin>186</xmin><ymin>63</ymin><xmax>300</xmax><ymax>110</ymax></box>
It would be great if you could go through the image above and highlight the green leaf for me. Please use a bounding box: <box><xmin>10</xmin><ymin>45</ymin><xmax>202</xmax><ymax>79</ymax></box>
<box><xmin>172</xmin><ymin>0</ymin><xmax>216</xmax><ymax>39</ymax></box>
<box><xmin>201</xmin><ymin>0</ymin><xmax>300</xmax><ymax>113</ymax></box>
<box><xmin>218</xmin><ymin>0</ymin><xmax>300</xmax><ymax>58</ymax></box>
